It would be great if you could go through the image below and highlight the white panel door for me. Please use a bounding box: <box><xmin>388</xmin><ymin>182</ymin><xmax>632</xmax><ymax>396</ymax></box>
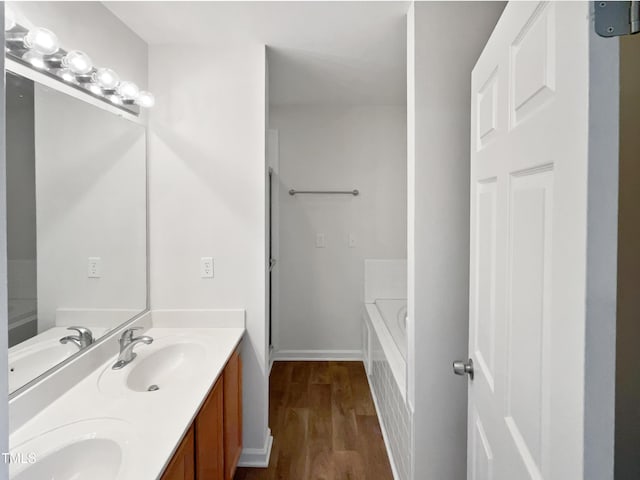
<box><xmin>465</xmin><ymin>2</ymin><xmax>590</xmax><ymax>479</ymax></box>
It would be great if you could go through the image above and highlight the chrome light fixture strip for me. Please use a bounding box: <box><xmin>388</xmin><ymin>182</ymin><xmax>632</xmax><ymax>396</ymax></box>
<box><xmin>5</xmin><ymin>22</ymin><xmax>152</xmax><ymax>115</ymax></box>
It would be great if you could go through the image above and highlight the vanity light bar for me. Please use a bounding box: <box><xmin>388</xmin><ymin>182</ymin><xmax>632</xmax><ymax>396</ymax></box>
<box><xmin>4</xmin><ymin>8</ymin><xmax>155</xmax><ymax>114</ymax></box>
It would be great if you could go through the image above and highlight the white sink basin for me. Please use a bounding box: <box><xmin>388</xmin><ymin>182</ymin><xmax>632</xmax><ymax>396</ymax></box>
<box><xmin>10</xmin><ymin>418</ymin><xmax>135</xmax><ymax>480</ymax></box>
<box><xmin>99</xmin><ymin>336</ymin><xmax>208</xmax><ymax>395</ymax></box>
<box><xmin>13</xmin><ymin>438</ymin><xmax>121</xmax><ymax>480</ymax></box>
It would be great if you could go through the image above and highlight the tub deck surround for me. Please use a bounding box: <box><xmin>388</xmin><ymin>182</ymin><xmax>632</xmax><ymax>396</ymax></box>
<box><xmin>362</xmin><ymin>259</ymin><xmax>410</xmax><ymax>480</ymax></box>
<box><xmin>373</xmin><ymin>299</ymin><xmax>407</xmax><ymax>360</ymax></box>
<box><xmin>363</xmin><ymin>305</ymin><xmax>406</xmax><ymax>398</ymax></box>
<box><xmin>362</xmin><ymin>302</ymin><xmax>411</xmax><ymax>480</ymax></box>
<box><xmin>367</xmin><ymin>327</ymin><xmax>412</xmax><ymax>480</ymax></box>
<box><xmin>362</xmin><ymin>258</ymin><xmax>408</xmax><ymax>398</ymax></box>
<box><xmin>8</xmin><ymin>310</ymin><xmax>246</xmax><ymax>479</ymax></box>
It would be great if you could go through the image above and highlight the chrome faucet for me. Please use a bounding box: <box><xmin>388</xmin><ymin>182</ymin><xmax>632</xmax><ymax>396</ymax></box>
<box><xmin>112</xmin><ymin>327</ymin><xmax>153</xmax><ymax>370</ymax></box>
<box><xmin>60</xmin><ymin>326</ymin><xmax>94</xmax><ymax>350</ymax></box>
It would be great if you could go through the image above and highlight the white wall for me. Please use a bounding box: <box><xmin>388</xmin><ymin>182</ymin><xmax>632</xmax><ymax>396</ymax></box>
<box><xmin>148</xmin><ymin>44</ymin><xmax>270</xmax><ymax>459</ymax></box>
<box><xmin>270</xmin><ymin>105</ymin><xmax>406</xmax><ymax>355</ymax></box>
<box><xmin>8</xmin><ymin>1</ymin><xmax>148</xmax><ymax>90</ymax></box>
<box><xmin>407</xmin><ymin>3</ymin><xmax>504</xmax><ymax>479</ymax></box>
<box><xmin>34</xmin><ymin>85</ymin><xmax>147</xmax><ymax>331</ymax></box>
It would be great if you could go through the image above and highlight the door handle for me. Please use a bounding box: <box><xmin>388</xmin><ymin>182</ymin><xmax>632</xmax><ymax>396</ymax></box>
<box><xmin>269</xmin><ymin>258</ymin><xmax>277</xmax><ymax>271</ymax></box>
<box><xmin>452</xmin><ymin>358</ymin><xmax>474</xmax><ymax>380</ymax></box>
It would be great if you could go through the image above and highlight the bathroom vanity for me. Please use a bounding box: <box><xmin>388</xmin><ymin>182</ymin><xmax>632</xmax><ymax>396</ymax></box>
<box><xmin>9</xmin><ymin>319</ymin><xmax>245</xmax><ymax>480</ymax></box>
<box><xmin>162</xmin><ymin>345</ymin><xmax>242</xmax><ymax>480</ymax></box>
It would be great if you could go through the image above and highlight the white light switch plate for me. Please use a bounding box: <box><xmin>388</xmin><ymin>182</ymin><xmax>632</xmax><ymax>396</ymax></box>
<box><xmin>88</xmin><ymin>257</ymin><xmax>101</xmax><ymax>278</ymax></box>
<box><xmin>348</xmin><ymin>233</ymin><xmax>357</xmax><ymax>248</ymax></box>
<box><xmin>200</xmin><ymin>257</ymin><xmax>214</xmax><ymax>278</ymax></box>
<box><xmin>316</xmin><ymin>233</ymin><xmax>326</xmax><ymax>248</ymax></box>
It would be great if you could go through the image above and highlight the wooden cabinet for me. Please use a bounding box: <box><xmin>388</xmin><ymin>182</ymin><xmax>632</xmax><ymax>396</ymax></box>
<box><xmin>161</xmin><ymin>426</ymin><xmax>195</xmax><ymax>480</ymax></box>
<box><xmin>195</xmin><ymin>376</ymin><xmax>224</xmax><ymax>479</ymax></box>
<box><xmin>161</xmin><ymin>346</ymin><xmax>242</xmax><ymax>480</ymax></box>
<box><xmin>223</xmin><ymin>349</ymin><xmax>242</xmax><ymax>480</ymax></box>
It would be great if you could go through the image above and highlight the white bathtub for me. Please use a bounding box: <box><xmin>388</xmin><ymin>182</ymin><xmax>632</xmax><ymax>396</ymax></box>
<box><xmin>374</xmin><ymin>299</ymin><xmax>407</xmax><ymax>360</ymax></box>
<box><xmin>363</xmin><ymin>298</ymin><xmax>408</xmax><ymax>399</ymax></box>
<box><xmin>363</xmin><ymin>260</ymin><xmax>410</xmax><ymax>479</ymax></box>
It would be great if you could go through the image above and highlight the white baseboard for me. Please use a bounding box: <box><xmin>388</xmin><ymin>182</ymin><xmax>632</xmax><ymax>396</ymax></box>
<box><xmin>238</xmin><ymin>429</ymin><xmax>274</xmax><ymax>468</ymax></box>
<box><xmin>272</xmin><ymin>349</ymin><xmax>362</xmax><ymax>361</ymax></box>
<box><xmin>366</xmin><ymin>375</ymin><xmax>401</xmax><ymax>480</ymax></box>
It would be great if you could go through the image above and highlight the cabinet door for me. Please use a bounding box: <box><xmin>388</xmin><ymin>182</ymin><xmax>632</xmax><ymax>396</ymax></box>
<box><xmin>223</xmin><ymin>348</ymin><xmax>242</xmax><ymax>480</ymax></box>
<box><xmin>195</xmin><ymin>377</ymin><xmax>224</xmax><ymax>480</ymax></box>
<box><xmin>161</xmin><ymin>426</ymin><xmax>195</xmax><ymax>480</ymax></box>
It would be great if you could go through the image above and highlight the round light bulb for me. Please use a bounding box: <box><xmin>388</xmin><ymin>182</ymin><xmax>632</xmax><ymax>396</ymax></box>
<box><xmin>5</xmin><ymin>7</ymin><xmax>16</xmax><ymax>31</ymax></box>
<box><xmin>22</xmin><ymin>51</ymin><xmax>45</xmax><ymax>69</ymax></box>
<box><xmin>136</xmin><ymin>91</ymin><xmax>155</xmax><ymax>108</ymax></box>
<box><xmin>24</xmin><ymin>27</ymin><xmax>59</xmax><ymax>55</ymax></box>
<box><xmin>62</xmin><ymin>50</ymin><xmax>93</xmax><ymax>74</ymax></box>
<box><xmin>88</xmin><ymin>84</ymin><xmax>102</xmax><ymax>95</ymax></box>
<box><xmin>92</xmin><ymin>68</ymin><xmax>120</xmax><ymax>90</ymax></box>
<box><xmin>109</xmin><ymin>95</ymin><xmax>122</xmax><ymax>105</ymax></box>
<box><xmin>57</xmin><ymin>68</ymin><xmax>76</xmax><ymax>83</ymax></box>
<box><xmin>116</xmin><ymin>81</ymin><xmax>139</xmax><ymax>100</ymax></box>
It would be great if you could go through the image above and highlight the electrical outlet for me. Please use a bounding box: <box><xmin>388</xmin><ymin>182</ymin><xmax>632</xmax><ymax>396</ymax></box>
<box><xmin>200</xmin><ymin>257</ymin><xmax>214</xmax><ymax>278</ymax></box>
<box><xmin>316</xmin><ymin>233</ymin><xmax>326</xmax><ymax>248</ymax></box>
<box><xmin>348</xmin><ymin>233</ymin><xmax>357</xmax><ymax>248</ymax></box>
<box><xmin>88</xmin><ymin>257</ymin><xmax>101</xmax><ymax>278</ymax></box>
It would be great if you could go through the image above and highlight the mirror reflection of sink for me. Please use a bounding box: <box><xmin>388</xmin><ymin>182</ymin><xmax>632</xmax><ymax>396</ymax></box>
<box><xmin>9</xmin><ymin>418</ymin><xmax>135</xmax><ymax>480</ymax></box>
<box><xmin>99</xmin><ymin>337</ymin><xmax>208</xmax><ymax>395</ymax></box>
<box><xmin>8</xmin><ymin>327</ymin><xmax>109</xmax><ymax>393</ymax></box>
<box><xmin>8</xmin><ymin>341</ymin><xmax>79</xmax><ymax>392</ymax></box>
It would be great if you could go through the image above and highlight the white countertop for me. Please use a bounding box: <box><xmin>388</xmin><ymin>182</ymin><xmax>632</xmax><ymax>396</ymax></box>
<box><xmin>9</xmin><ymin>326</ymin><xmax>245</xmax><ymax>479</ymax></box>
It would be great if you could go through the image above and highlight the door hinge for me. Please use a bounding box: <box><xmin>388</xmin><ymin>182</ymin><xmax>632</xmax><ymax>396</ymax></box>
<box><xmin>595</xmin><ymin>1</ymin><xmax>640</xmax><ymax>37</ymax></box>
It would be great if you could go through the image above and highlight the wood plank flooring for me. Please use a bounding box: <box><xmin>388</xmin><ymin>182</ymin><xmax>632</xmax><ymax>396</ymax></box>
<box><xmin>234</xmin><ymin>361</ymin><xmax>394</xmax><ymax>480</ymax></box>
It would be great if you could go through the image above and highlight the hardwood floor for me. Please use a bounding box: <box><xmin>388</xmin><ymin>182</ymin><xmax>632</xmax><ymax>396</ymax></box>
<box><xmin>234</xmin><ymin>361</ymin><xmax>394</xmax><ymax>480</ymax></box>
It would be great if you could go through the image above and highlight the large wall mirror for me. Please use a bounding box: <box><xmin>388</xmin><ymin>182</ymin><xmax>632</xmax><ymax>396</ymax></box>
<box><xmin>6</xmin><ymin>69</ymin><xmax>148</xmax><ymax>395</ymax></box>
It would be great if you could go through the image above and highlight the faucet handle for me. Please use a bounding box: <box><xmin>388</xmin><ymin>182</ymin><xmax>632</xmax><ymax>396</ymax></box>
<box><xmin>63</xmin><ymin>327</ymin><xmax>94</xmax><ymax>349</ymax></box>
<box><xmin>67</xmin><ymin>326</ymin><xmax>93</xmax><ymax>340</ymax></box>
<box><xmin>120</xmin><ymin>326</ymin><xmax>143</xmax><ymax>343</ymax></box>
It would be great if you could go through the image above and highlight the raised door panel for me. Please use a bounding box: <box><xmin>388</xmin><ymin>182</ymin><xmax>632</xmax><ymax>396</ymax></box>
<box><xmin>504</xmin><ymin>170</ymin><xmax>553</xmax><ymax>478</ymax></box>
<box><xmin>224</xmin><ymin>348</ymin><xmax>242</xmax><ymax>480</ymax></box>
<box><xmin>161</xmin><ymin>426</ymin><xmax>195</xmax><ymax>480</ymax></box>
<box><xmin>473</xmin><ymin>179</ymin><xmax>498</xmax><ymax>391</ymax></box>
<box><xmin>471</xmin><ymin>409</ymin><xmax>494</xmax><ymax>480</ymax></box>
<box><xmin>195</xmin><ymin>377</ymin><xmax>224</xmax><ymax>480</ymax></box>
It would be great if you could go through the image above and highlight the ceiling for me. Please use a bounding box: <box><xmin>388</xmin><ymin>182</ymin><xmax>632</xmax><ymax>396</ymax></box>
<box><xmin>104</xmin><ymin>1</ymin><xmax>409</xmax><ymax>106</ymax></box>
